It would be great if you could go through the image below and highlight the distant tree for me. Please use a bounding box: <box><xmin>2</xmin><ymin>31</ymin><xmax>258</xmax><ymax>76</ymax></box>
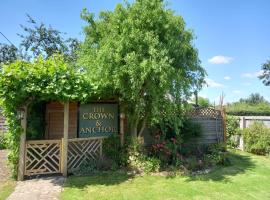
<box><xmin>259</xmin><ymin>60</ymin><xmax>270</xmax><ymax>86</ymax></box>
<box><xmin>18</xmin><ymin>14</ymin><xmax>80</xmax><ymax>62</ymax></box>
<box><xmin>197</xmin><ymin>96</ymin><xmax>211</xmax><ymax>107</ymax></box>
<box><xmin>239</xmin><ymin>93</ymin><xmax>267</xmax><ymax>104</ymax></box>
<box><xmin>0</xmin><ymin>43</ymin><xmax>19</xmax><ymax>65</ymax></box>
<box><xmin>79</xmin><ymin>0</ymin><xmax>206</xmax><ymax>137</ymax></box>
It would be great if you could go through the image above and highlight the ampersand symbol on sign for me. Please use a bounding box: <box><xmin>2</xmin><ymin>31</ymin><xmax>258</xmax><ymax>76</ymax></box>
<box><xmin>96</xmin><ymin>120</ymin><xmax>102</xmax><ymax>127</ymax></box>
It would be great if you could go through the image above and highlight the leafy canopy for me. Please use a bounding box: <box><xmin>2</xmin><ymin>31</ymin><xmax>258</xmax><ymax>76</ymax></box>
<box><xmin>0</xmin><ymin>43</ymin><xmax>19</xmax><ymax>65</ymax></box>
<box><xmin>226</xmin><ymin>93</ymin><xmax>270</xmax><ymax>116</ymax></box>
<box><xmin>259</xmin><ymin>60</ymin><xmax>270</xmax><ymax>86</ymax></box>
<box><xmin>0</xmin><ymin>54</ymin><xmax>91</xmax><ymax>176</ymax></box>
<box><xmin>18</xmin><ymin>14</ymin><xmax>80</xmax><ymax>61</ymax></box>
<box><xmin>0</xmin><ymin>15</ymin><xmax>80</xmax><ymax>65</ymax></box>
<box><xmin>79</xmin><ymin>0</ymin><xmax>206</xmax><ymax>136</ymax></box>
<box><xmin>239</xmin><ymin>93</ymin><xmax>268</xmax><ymax>104</ymax></box>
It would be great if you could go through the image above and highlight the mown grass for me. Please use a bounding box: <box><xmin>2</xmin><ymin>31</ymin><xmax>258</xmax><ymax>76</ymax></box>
<box><xmin>61</xmin><ymin>150</ymin><xmax>270</xmax><ymax>200</ymax></box>
<box><xmin>0</xmin><ymin>180</ymin><xmax>16</xmax><ymax>200</ymax></box>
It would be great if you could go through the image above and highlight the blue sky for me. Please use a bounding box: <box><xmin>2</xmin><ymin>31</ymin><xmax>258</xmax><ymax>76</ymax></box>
<box><xmin>1</xmin><ymin>0</ymin><xmax>269</xmax><ymax>103</ymax></box>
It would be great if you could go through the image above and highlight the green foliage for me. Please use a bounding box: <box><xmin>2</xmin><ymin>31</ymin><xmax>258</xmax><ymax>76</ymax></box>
<box><xmin>79</xmin><ymin>0</ymin><xmax>206</xmax><ymax>137</ymax></box>
<box><xmin>128</xmin><ymin>137</ymin><xmax>160</xmax><ymax>173</ymax></box>
<box><xmin>71</xmin><ymin>158</ymin><xmax>116</xmax><ymax>175</ymax></box>
<box><xmin>128</xmin><ymin>153</ymin><xmax>160</xmax><ymax>174</ymax></box>
<box><xmin>226</xmin><ymin>102</ymin><xmax>270</xmax><ymax>116</ymax></box>
<box><xmin>259</xmin><ymin>60</ymin><xmax>270</xmax><ymax>86</ymax></box>
<box><xmin>197</xmin><ymin>96</ymin><xmax>211</xmax><ymax>107</ymax></box>
<box><xmin>181</xmin><ymin>143</ymin><xmax>229</xmax><ymax>171</ymax></box>
<box><xmin>103</xmin><ymin>135</ymin><xmax>131</xmax><ymax>167</ymax></box>
<box><xmin>227</xmin><ymin>93</ymin><xmax>270</xmax><ymax>116</ymax></box>
<box><xmin>151</xmin><ymin>118</ymin><xmax>201</xmax><ymax>167</ymax></box>
<box><xmin>26</xmin><ymin>102</ymin><xmax>46</xmax><ymax>140</ymax></box>
<box><xmin>239</xmin><ymin>93</ymin><xmax>268</xmax><ymax>104</ymax></box>
<box><xmin>205</xmin><ymin>143</ymin><xmax>230</xmax><ymax>166</ymax></box>
<box><xmin>103</xmin><ymin>135</ymin><xmax>161</xmax><ymax>173</ymax></box>
<box><xmin>0</xmin><ymin>54</ymin><xmax>91</xmax><ymax>177</ymax></box>
<box><xmin>181</xmin><ymin>119</ymin><xmax>202</xmax><ymax>142</ymax></box>
<box><xmin>18</xmin><ymin>14</ymin><xmax>80</xmax><ymax>62</ymax></box>
<box><xmin>243</xmin><ymin>122</ymin><xmax>270</xmax><ymax>155</ymax></box>
<box><xmin>226</xmin><ymin>115</ymin><xmax>241</xmax><ymax>148</ymax></box>
<box><xmin>0</xmin><ymin>132</ymin><xmax>7</xmax><ymax>149</ymax></box>
<box><xmin>0</xmin><ymin>43</ymin><xmax>19</xmax><ymax>65</ymax></box>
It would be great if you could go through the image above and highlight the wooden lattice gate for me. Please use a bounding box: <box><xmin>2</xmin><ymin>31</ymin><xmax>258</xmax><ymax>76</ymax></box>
<box><xmin>24</xmin><ymin>138</ymin><xmax>103</xmax><ymax>176</ymax></box>
<box><xmin>25</xmin><ymin>140</ymin><xmax>62</xmax><ymax>176</ymax></box>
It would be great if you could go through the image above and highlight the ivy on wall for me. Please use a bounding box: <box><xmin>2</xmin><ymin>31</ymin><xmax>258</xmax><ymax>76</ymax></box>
<box><xmin>0</xmin><ymin>54</ymin><xmax>91</xmax><ymax>177</ymax></box>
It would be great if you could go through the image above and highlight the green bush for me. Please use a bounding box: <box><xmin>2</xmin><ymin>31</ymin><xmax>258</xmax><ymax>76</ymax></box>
<box><xmin>226</xmin><ymin>102</ymin><xmax>270</xmax><ymax>116</ymax></box>
<box><xmin>226</xmin><ymin>115</ymin><xmax>241</xmax><ymax>148</ymax></box>
<box><xmin>243</xmin><ymin>122</ymin><xmax>270</xmax><ymax>155</ymax></box>
<box><xmin>128</xmin><ymin>152</ymin><xmax>160</xmax><ymax>174</ymax></box>
<box><xmin>205</xmin><ymin>143</ymin><xmax>230</xmax><ymax>166</ymax></box>
<box><xmin>0</xmin><ymin>132</ymin><xmax>7</xmax><ymax>149</ymax></box>
<box><xmin>103</xmin><ymin>135</ymin><xmax>131</xmax><ymax>168</ymax></box>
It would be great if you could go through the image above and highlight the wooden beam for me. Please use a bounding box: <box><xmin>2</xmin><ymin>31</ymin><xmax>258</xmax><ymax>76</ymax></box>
<box><xmin>18</xmin><ymin>105</ymin><xmax>28</xmax><ymax>181</ymax></box>
<box><xmin>120</xmin><ymin>113</ymin><xmax>125</xmax><ymax>147</ymax></box>
<box><xmin>62</xmin><ymin>102</ymin><xmax>69</xmax><ymax>177</ymax></box>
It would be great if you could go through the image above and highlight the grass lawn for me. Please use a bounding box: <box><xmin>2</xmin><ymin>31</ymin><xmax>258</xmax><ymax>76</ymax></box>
<box><xmin>61</xmin><ymin>150</ymin><xmax>270</xmax><ymax>200</ymax></box>
<box><xmin>0</xmin><ymin>180</ymin><xmax>16</xmax><ymax>200</ymax></box>
<box><xmin>0</xmin><ymin>150</ymin><xmax>15</xmax><ymax>200</ymax></box>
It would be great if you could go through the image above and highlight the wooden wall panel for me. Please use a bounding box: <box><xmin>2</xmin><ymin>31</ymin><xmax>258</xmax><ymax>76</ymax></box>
<box><xmin>45</xmin><ymin>102</ymin><xmax>78</xmax><ymax>139</ymax></box>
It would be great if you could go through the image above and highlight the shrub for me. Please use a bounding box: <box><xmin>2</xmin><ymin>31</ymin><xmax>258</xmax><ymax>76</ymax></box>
<box><xmin>103</xmin><ymin>134</ymin><xmax>131</xmax><ymax>168</ymax></box>
<box><xmin>243</xmin><ymin>121</ymin><xmax>270</xmax><ymax>155</ymax></box>
<box><xmin>226</xmin><ymin>115</ymin><xmax>241</xmax><ymax>148</ymax></box>
<box><xmin>0</xmin><ymin>132</ymin><xmax>7</xmax><ymax>149</ymax></box>
<box><xmin>205</xmin><ymin>143</ymin><xmax>230</xmax><ymax>166</ymax></box>
<box><xmin>151</xmin><ymin>118</ymin><xmax>202</xmax><ymax>167</ymax></box>
<box><xmin>128</xmin><ymin>153</ymin><xmax>160</xmax><ymax>174</ymax></box>
<box><xmin>127</xmin><ymin>137</ymin><xmax>160</xmax><ymax>174</ymax></box>
<box><xmin>226</xmin><ymin>102</ymin><xmax>270</xmax><ymax>116</ymax></box>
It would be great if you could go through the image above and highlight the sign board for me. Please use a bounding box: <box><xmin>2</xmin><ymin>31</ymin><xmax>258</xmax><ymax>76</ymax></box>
<box><xmin>78</xmin><ymin>103</ymin><xmax>119</xmax><ymax>138</ymax></box>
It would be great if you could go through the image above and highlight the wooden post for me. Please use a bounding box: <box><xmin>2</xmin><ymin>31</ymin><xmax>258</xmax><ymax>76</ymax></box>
<box><xmin>62</xmin><ymin>102</ymin><xmax>69</xmax><ymax>177</ymax></box>
<box><xmin>120</xmin><ymin>113</ymin><xmax>125</xmax><ymax>147</ymax></box>
<box><xmin>18</xmin><ymin>106</ymin><xmax>27</xmax><ymax>181</ymax></box>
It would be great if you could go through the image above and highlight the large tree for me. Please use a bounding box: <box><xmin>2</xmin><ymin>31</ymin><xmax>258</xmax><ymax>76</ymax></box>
<box><xmin>259</xmin><ymin>60</ymin><xmax>270</xmax><ymax>86</ymax></box>
<box><xmin>79</xmin><ymin>0</ymin><xmax>206</xmax><ymax>137</ymax></box>
<box><xmin>239</xmin><ymin>93</ymin><xmax>267</xmax><ymax>104</ymax></box>
<box><xmin>1</xmin><ymin>15</ymin><xmax>80</xmax><ymax>65</ymax></box>
<box><xmin>0</xmin><ymin>43</ymin><xmax>19</xmax><ymax>65</ymax></box>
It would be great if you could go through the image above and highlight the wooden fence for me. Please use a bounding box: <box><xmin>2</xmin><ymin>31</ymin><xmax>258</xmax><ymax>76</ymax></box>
<box><xmin>67</xmin><ymin>137</ymin><xmax>103</xmax><ymax>172</ymax></box>
<box><xmin>25</xmin><ymin>140</ymin><xmax>62</xmax><ymax>176</ymax></box>
<box><xmin>189</xmin><ymin>107</ymin><xmax>225</xmax><ymax>144</ymax></box>
<box><xmin>24</xmin><ymin>137</ymin><xmax>103</xmax><ymax>177</ymax></box>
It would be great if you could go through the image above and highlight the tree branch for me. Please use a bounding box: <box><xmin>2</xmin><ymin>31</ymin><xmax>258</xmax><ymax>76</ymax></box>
<box><xmin>138</xmin><ymin>117</ymin><xmax>147</xmax><ymax>137</ymax></box>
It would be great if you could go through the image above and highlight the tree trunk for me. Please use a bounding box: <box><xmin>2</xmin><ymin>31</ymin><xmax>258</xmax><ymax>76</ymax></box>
<box><xmin>130</xmin><ymin>119</ymin><xmax>138</xmax><ymax>138</ymax></box>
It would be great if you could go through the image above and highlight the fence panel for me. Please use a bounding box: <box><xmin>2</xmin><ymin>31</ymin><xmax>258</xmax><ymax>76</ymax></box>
<box><xmin>189</xmin><ymin>108</ymin><xmax>225</xmax><ymax>144</ymax></box>
<box><xmin>25</xmin><ymin>140</ymin><xmax>62</xmax><ymax>176</ymax></box>
<box><xmin>67</xmin><ymin>137</ymin><xmax>103</xmax><ymax>172</ymax></box>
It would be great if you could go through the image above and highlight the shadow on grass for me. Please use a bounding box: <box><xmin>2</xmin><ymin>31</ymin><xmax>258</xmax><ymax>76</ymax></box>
<box><xmin>64</xmin><ymin>171</ymin><xmax>134</xmax><ymax>189</ymax></box>
<box><xmin>185</xmin><ymin>151</ymin><xmax>256</xmax><ymax>182</ymax></box>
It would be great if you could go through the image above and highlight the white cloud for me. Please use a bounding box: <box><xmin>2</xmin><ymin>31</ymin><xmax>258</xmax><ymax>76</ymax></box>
<box><xmin>205</xmin><ymin>78</ymin><xmax>225</xmax><ymax>88</ymax></box>
<box><xmin>224</xmin><ymin>76</ymin><xmax>231</xmax><ymax>80</ymax></box>
<box><xmin>242</xmin><ymin>70</ymin><xmax>264</xmax><ymax>78</ymax></box>
<box><xmin>208</xmin><ymin>55</ymin><xmax>233</xmax><ymax>64</ymax></box>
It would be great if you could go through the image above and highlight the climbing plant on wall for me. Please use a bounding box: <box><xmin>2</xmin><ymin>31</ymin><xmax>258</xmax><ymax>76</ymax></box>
<box><xmin>0</xmin><ymin>54</ymin><xmax>91</xmax><ymax>177</ymax></box>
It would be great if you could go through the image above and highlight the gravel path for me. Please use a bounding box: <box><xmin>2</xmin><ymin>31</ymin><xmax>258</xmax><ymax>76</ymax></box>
<box><xmin>7</xmin><ymin>176</ymin><xmax>65</xmax><ymax>200</ymax></box>
<box><xmin>0</xmin><ymin>149</ymin><xmax>11</xmax><ymax>182</ymax></box>
<box><xmin>1</xmin><ymin>150</ymin><xmax>65</xmax><ymax>200</ymax></box>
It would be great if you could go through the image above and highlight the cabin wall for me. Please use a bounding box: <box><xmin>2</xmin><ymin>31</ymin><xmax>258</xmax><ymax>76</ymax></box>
<box><xmin>45</xmin><ymin>102</ymin><xmax>78</xmax><ymax>139</ymax></box>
